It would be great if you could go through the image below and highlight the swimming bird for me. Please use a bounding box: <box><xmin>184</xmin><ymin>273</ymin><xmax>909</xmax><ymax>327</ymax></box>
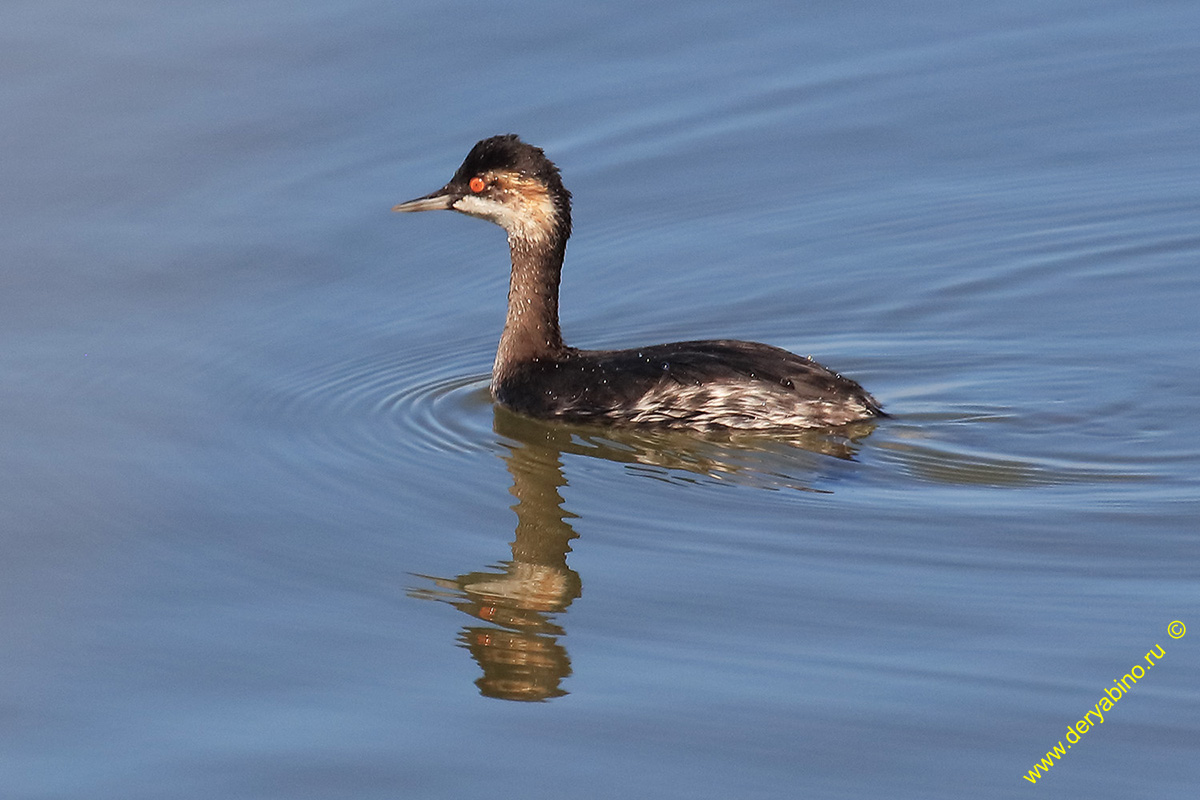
<box><xmin>393</xmin><ymin>134</ymin><xmax>883</xmax><ymax>430</ymax></box>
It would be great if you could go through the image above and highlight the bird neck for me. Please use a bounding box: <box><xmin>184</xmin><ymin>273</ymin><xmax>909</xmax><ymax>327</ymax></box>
<box><xmin>493</xmin><ymin>231</ymin><xmax>568</xmax><ymax>382</ymax></box>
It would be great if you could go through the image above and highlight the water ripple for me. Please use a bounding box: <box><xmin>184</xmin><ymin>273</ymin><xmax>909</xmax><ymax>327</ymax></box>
<box><xmin>239</xmin><ymin>339</ymin><xmax>498</xmax><ymax>475</ymax></box>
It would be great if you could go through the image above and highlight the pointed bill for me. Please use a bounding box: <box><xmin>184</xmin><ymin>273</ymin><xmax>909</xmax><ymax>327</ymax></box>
<box><xmin>392</xmin><ymin>187</ymin><xmax>457</xmax><ymax>213</ymax></box>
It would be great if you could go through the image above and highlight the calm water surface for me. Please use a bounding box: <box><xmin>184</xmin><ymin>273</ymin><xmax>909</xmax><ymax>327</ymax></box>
<box><xmin>3</xmin><ymin>1</ymin><xmax>1199</xmax><ymax>797</ymax></box>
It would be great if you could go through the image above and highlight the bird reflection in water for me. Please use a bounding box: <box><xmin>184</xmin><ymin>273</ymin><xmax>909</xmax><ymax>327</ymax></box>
<box><xmin>408</xmin><ymin>411</ymin><xmax>581</xmax><ymax>701</ymax></box>
<box><xmin>408</xmin><ymin>407</ymin><xmax>878</xmax><ymax>701</ymax></box>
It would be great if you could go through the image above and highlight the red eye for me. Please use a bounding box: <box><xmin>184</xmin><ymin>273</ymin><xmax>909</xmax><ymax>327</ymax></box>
<box><xmin>469</xmin><ymin>176</ymin><xmax>485</xmax><ymax>193</ymax></box>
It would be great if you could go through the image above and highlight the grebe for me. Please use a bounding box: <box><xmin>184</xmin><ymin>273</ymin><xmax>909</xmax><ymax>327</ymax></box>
<box><xmin>393</xmin><ymin>134</ymin><xmax>883</xmax><ymax>430</ymax></box>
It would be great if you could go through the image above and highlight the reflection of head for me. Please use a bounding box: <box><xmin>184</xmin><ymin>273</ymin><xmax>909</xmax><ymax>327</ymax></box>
<box><xmin>460</xmin><ymin>626</ymin><xmax>571</xmax><ymax>702</ymax></box>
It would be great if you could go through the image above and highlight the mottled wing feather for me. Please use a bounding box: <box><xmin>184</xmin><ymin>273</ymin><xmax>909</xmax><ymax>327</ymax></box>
<box><xmin>495</xmin><ymin>340</ymin><xmax>882</xmax><ymax>430</ymax></box>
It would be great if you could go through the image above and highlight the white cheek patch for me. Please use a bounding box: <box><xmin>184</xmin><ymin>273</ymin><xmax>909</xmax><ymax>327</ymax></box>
<box><xmin>452</xmin><ymin>182</ymin><xmax>559</xmax><ymax>246</ymax></box>
<box><xmin>452</xmin><ymin>194</ymin><xmax>516</xmax><ymax>227</ymax></box>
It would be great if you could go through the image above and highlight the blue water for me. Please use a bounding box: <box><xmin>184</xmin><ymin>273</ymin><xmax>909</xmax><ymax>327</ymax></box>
<box><xmin>3</xmin><ymin>1</ymin><xmax>1199</xmax><ymax>797</ymax></box>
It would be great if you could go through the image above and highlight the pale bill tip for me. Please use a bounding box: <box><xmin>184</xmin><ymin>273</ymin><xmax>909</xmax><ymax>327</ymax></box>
<box><xmin>391</xmin><ymin>193</ymin><xmax>454</xmax><ymax>213</ymax></box>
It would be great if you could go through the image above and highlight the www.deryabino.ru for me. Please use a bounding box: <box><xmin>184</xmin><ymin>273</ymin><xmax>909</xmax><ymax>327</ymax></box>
<box><xmin>1022</xmin><ymin>637</ymin><xmax>1174</xmax><ymax>785</ymax></box>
